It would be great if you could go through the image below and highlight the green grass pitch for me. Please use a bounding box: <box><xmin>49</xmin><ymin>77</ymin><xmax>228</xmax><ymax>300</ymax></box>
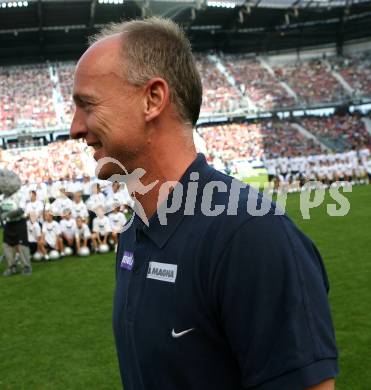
<box><xmin>0</xmin><ymin>185</ymin><xmax>370</xmax><ymax>389</ymax></box>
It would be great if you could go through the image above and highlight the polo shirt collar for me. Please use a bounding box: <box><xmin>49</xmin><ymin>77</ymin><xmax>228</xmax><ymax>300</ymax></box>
<box><xmin>133</xmin><ymin>153</ymin><xmax>214</xmax><ymax>248</ymax></box>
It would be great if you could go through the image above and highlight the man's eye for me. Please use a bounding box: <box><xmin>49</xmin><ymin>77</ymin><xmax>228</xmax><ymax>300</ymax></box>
<box><xmin>82</xmin><ymin>102</ymin><xmax>94</xmax><ymax>110</ymax></box>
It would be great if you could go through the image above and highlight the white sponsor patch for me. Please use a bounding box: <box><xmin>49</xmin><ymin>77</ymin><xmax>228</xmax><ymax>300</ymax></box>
<box><xmin>147</xmin><ymin>261</ymin><xmax>177</xmax><ymax>283</ymax></box>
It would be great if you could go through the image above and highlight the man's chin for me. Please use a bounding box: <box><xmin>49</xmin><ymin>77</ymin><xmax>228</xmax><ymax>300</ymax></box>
<box><xmin>95</xmin><ymin>160</ymin><xmax>126</xmax><ymax>181</ymax></box>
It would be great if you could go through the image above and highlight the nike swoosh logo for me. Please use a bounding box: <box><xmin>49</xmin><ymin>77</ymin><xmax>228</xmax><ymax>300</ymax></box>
<box><xmin>171</xmin><ymin>328</ymin><xmax>194</xmax><ymax>338</ymax></box>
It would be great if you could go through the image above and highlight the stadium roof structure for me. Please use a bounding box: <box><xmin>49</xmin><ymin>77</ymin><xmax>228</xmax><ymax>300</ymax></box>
<box><xmin>0</xmin><ymin>0</ymin><xmax>370</xmax><ymax>63</ymax></box>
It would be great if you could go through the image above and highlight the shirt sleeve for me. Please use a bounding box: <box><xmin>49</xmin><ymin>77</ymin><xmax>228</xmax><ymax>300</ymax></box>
<box><xmin>214</xmin><ymin>214</ymin><xmax>338</xmax><ymax>389</ymax></box>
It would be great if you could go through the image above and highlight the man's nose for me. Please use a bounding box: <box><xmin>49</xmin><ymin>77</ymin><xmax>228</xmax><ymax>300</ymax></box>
<box><xmin>70</xmin><ymin>108</ymin><xmax>87</xmax><ymax>140</ymax></box>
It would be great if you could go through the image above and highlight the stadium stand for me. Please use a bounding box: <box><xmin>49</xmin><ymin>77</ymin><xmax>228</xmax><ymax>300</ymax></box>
<box><xmin>0</xmin><ymin>140</ymin><xmax>94</xmax><ymax>183</ymax></box>
<box><xmin>1</xmin><ymin>52</ymin><xmax>371</xmax><ymax>131</ymax></box>
<box><xmin>329</xmin><ymin>51</ymin><xmax>371</xmax><ymax>98</ymax></box>
<box><xmin>222</xmin><ymin>55</ymin><xmax>296</xmax><ymax>110</ymax></box>
<box><xmin>197</xmin><ymin>120</ymin><xmax>323</xmax><ymax>162</ymax></box>
<box><xmin>195</xmin><ymin>54</ymin><xmax>246</xmax><ymax>115</ymax></box>
<box><xmin>0</xmin><ymin>51</ymin><xmax>370</xmax><ymax>204</ymax></box>
<box><xmin>273</xmin><ymin>58</ymin><xmax>348</xmax><ymax>105</ymax></box>
<box><xmin>301</xmin><ymin>115</ymin><xmax>371</xmax><ymax>151</ymax></box>
<box><xmin>0</xmin><ymin>64</ymin><xmax>57</xmax><ymax>131</ymax></box>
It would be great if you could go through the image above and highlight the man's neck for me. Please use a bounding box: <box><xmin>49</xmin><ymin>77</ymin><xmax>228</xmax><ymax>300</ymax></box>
<box><xmin>134</xmin><ymin>149</ymin><xmax>197</xmax><ymax>220</ymax></box>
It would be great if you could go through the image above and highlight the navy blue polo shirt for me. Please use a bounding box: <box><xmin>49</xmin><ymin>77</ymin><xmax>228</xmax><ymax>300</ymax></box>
<box><xmin>113</xmin><ymin>154</ymin><xmax>338</xmax><ymax>390</ymax></box>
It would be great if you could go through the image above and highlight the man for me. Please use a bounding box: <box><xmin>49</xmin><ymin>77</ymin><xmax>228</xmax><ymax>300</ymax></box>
<box><xmin>108</xmin><ymin>203</ymin><xmax>127</xmax><ymax>249</ymax></box>
<box><xmin>106</xmin><ymin>181</ymin><xmax>132</xmax><ymax>213</ymax></box>
<box><xmin>50</xmin><ymin>187</ymin><xmax>73</xmax><ymax>219</ymax></box>
<box><xmin>26</xmin><ymin>212</ymin><xmax>42</xmax><ymax>257</ymax></box>
<box><xmin>75</xmin><ymin>216</ymin><xmax>92</xmax><ymax>254</ymax></box>
<box><xmin>40</xmin><ymin>211</ymin><xmax>65</xmax><ymax>260</ymax></box>
<box><xmin>70</xmin><ymin>18</ymin><xmax>338</xmax><ymax>390</ymax></box>
<box><xmin>59</xmin><ymin>209</ymin><xmax>77</xmax><ymax>251</ymax></box>
<box><xmin>91</xmin><ymin>206</ymin><xmax>111</xmax><ymax>253</ymax></box>
<box><xmin>25</xmin><ymin>190</ymin><xmax>44</xmax><ymax>221</ymax></box>
<box><xmin>71</xmin><ymin>191</ymin><xmax>89</xmax><ymax>220</ymax></box>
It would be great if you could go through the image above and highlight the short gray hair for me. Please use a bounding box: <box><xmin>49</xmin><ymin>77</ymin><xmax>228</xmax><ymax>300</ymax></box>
<box><xmin>89</xmin><ymin>17</ymin><xmax>203</xmax><ymax>127</ymax></box>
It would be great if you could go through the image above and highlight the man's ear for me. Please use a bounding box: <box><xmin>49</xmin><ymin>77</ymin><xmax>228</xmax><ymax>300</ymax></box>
<box><xmin>143</xmin><ymin>78</ymin><xmax>170</xmax><ymax>122</ymax></box>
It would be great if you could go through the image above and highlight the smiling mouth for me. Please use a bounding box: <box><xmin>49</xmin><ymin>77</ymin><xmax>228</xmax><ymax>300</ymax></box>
<box><xmin>87</xmin><ymin>142</ymin><xmax>102</xmax><ymax>151</ymax></box>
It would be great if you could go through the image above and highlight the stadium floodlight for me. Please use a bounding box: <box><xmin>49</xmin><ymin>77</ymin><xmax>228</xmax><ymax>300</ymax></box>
<box><xmin>1</xmin><ymin>3</ymin><xmax>6</xmax><ymax>8</ymax></box>
<box><xmin>99</xmin><ymin>0</ymin><xmax>124</xmax><ymax>4</ymax></box>
<box><xmin>207</xmin><ymin>1</ymin><xmax>236</xmax><ymax>8</ymax></box>
<box><xmin>12</xmin><ymin>2</ymin><xmax>17</xmax><ymax>7</ymax></box>
<box><xmin>23</xmin><ymin>1</ymin><xmax>28</xmax><ymax>5</ymax></box>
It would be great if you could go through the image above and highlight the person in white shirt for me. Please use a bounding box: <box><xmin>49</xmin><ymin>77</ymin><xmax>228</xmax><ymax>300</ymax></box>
<box><xmin>59</xmin><ymin>210</ymin><xmax>77</xmax><ymax>249</ymax></box>
<box><xmin>278</xmin><ymin>156</ymin><xmax>289</xmax><ymax>180</ymax></box>
<box><xmin>108</xmin><ymin>204</ymin><xmax>127</xmax><ymax>247</ymax></box>
<box><xmin>359</xmin><ymin>148</ymin><xmax>370</xmax><ymax>164</ymax></box>
<box><xmin>71</xmin><ymin>192</ymin><xmax>89</xmax><ymax>220</ymax></box>
<box><xmin>66</xmin><ymin>176</ymin><xmax>83</xmax><ymax>196</ymax></box>
<box><xmin>75</xmin><ymin>216</ymin><xmax>92</xmax><ymax>253</ymax></box>
<box><xmin>82</xmin><ymin>175</ymin><xmax>92</xmax><ymax>202</ymax></box>
<box><xmin>35</xmin><ymin>181</ymin><xmax>48</xmax><ymax>203</ymax></box>
<box><xmin>92</xmin><ymin>206</ymin><xmax>111</xmax><ymax>252</ymax></box>
<box><xmin>364</xmin><ymin>157</ymin><xmax>371</xmax><ymax>182</ymax></box>
<box><xmin>27</xmin><ymin>212</ymin><xmax>42</xmax><ymax>256</ymax></box>
<box><xmin>49</xmin><ymin>180</ymin><xmax>62</xmax><ymax>202</ymax></box>
<box><xmin>25</xmin><ymin>190</ymin><xmax>44</xmax><ymax>221</ymax></box>
<box><xmin>264</xmin><ymin>159</ymin><xmax>277</xmax><ymax>183</ymax></box>
<box><xmin>86</xmin><ymin>183</ymin><xmax>106</xmax><ymax>214</ymax></box>
<box><xmin>40</xmin><ymin>211</ymin><xmax>65</xmax><ymax>260</ymax></box>
<box><xmin>50</xmin><ymin>188</ymin><xmax>73</xmax><ymax>219</ymax></box>
<box><xmin>106</xmin><ymin>181</ymin><xmax>129</xmax><ymax>213</ymax></box>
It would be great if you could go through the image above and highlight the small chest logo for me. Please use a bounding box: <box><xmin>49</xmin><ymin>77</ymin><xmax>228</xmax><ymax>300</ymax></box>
<box><xmin>120</xmin><ymin>251</ymin><xmax>134</xmax><ymax>270</ymax></box>
<box><xmin>147</xmin><ymin>261</ymin><xmax>177</xmax><ymax>283</ymax></box>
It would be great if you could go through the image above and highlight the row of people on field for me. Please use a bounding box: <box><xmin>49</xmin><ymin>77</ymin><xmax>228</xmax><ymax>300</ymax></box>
<box><xmin>263</xmin><ymin>150</ymin><xmax>371</xmax><ymax>189</ymax></box>
<box><xmin>27</xmin><ymin>204</ymin><xmax>127</xmax><ymax>260</ymax></box>
<box><xmin>17</xmin><ymin>180</ymin><xmax>133</xmax><ymax>223</ymax></box>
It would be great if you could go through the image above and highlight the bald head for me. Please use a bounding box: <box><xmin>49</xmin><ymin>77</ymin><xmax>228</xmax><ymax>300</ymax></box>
<box><xmin>77</xmin><ymin>34</ymin><xmax>123</xmax><ymax>80</ymax></box>
<box><xmin>73</xmin><ymin>34</ymin><xmax>126</xmax><ymax>107</ymax></box>
<box><xmin>87</xmin><ymin>17</ymin><xmax>202</xmax><ymax>127</ymax></box>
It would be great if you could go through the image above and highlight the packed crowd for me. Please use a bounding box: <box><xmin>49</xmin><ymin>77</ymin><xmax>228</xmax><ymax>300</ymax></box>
<box><xmin>0</xmin><ymin>139</ymin><xmax>94</xmax><ymax>183</ymax></box>
<box><xmin>330</xmin><ymin>51</ymin><xmax>371</xmax><ymax>98</ymax></box>
<box><xmin>0</xmin><ymin>64</ymin><xmax>57</xmax><ymax>131</ymax></box>
<box><xmin>198</xmin><ymin>121</ymin><xmax>323</xmax><ymax>162</ymax></box>
<box><xmin>1</xmin><ymin>51</ymin><xmax>370</xmax><ymax>131</ymax></box>
<box><xmin>223</xmin><ymin>55</ymin><xmax>296</xmax><ymax>110</ymax></box>
<box><xmin>274</xmin><ymin>59</ymin><xmax>348</xmax><ymax>105</ymax></box>
<box><xmin>194</xmin><ymin>54</ymin><xmax>246</xmax><ymax>115</ymax></box>
<box><xmin>301</xmin><ymin>115</ymin><xmax>371</xmax><ymax>151</ymax></box>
